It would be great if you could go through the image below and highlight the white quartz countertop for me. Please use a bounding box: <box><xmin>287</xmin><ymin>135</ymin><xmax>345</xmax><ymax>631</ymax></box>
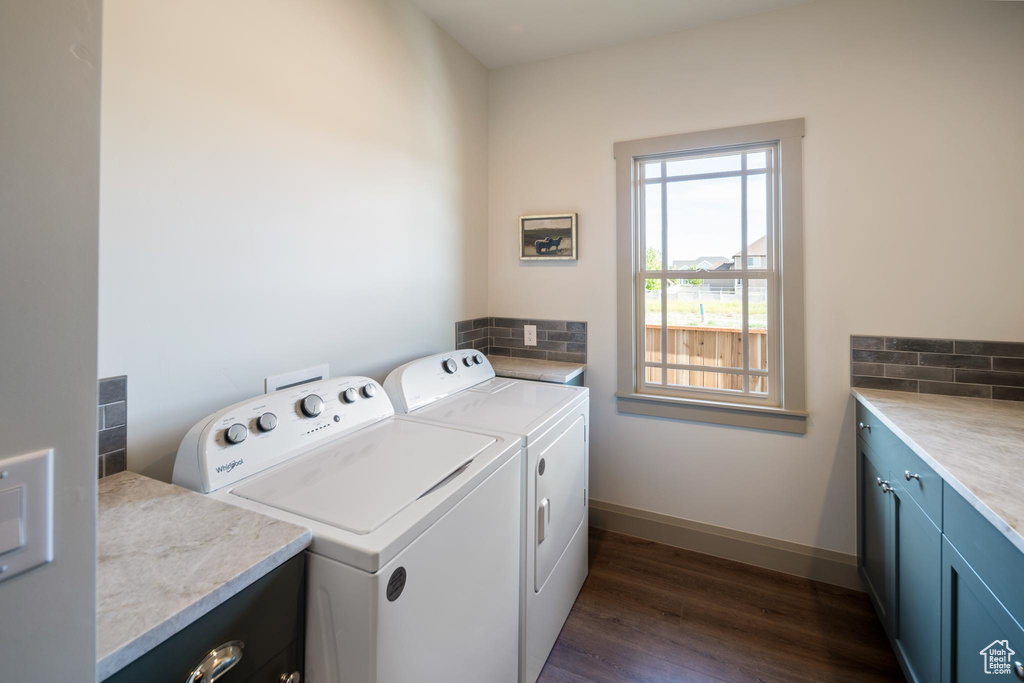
<box><xmin>487</xmin><ymin>355</ymin><xmax>585</xmax><ymax>384</ymax></box>
<box><xmin>96</xmin><ymin>472</ymin><xmax>311</xmax><ymax>681</ymax></box>
<box><xmin>853</xmin><ymin>388</ymin><xmax>1024</xmax><ymax>553</ymax></box>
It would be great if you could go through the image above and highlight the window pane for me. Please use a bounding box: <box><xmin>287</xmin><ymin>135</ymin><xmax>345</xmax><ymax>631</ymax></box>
<box><xmin>644</xmin><ymin>183</ymin><xmax>662</xmax><ymax>270</ymax></box>
<box><xmin>666</xmin><ymin>153</ymin><xmax>741</xmax><ymax>177</ymax></box>
<box><xmin>665</xmin><ymin>280</ymin><xmax>744</xmax><ymax>369</ymax></box>
<box><xmin>644</xmin><ymin>161</ymin><xmax>662</xmax><ymax>179</ymax></box>
<box><xmin>644</xmin><ymin>366</ymin><xmax>663</xmax><ymax>384</ymax></box>
<box><xmin>746</xmin><ymin>173</ymin><xmax>768</xmax><ymax>269</ymax></box>
<box><xmin>749</xmin><ymin>279</ymin><xmax>768</xmax><ymax>393</ymax></box>
<box><xmin>643</xmin><ymin>281</ymin><xmax>663</xmax><ymax>363</ymax></box>
<box><xmin>666</xmin><ymin>176</ymin><xmax>742</xmax><ymax>271</ymax></box>
<box><xmin>746</xmin><ymin>151</ymin><xmax>767</xmax><ymax>170</ymax></box>
<box><xmin>667</xmin><ymin>369</ymin><xmax>744</xmax><ymax>392</ymax></box>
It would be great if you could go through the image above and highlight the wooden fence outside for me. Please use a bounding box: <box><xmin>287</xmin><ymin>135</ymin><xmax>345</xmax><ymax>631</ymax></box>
<box><xmin>644</xmin><ymin>325</ymin><xmax>767</xmax><ymax>392</ymax></box>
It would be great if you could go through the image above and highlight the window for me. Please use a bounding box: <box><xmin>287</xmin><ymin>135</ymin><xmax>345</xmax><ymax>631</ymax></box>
<box><xmin>614</xmin><ymin>120</ymin><xmax>807</xmax><ymax>433</ymax></box>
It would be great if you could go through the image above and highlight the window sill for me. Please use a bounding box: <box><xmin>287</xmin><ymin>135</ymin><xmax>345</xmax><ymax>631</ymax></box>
<box><xmin>615</xmin><ymin>391</ymin><xmax>808</xmax><ymax>434</ymax></box>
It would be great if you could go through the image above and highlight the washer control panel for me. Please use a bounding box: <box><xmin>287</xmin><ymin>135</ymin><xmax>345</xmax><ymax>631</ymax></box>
<box><xmin>173</xmin><ymin>376</ymin><xmax>392</xmax><ymax>493</ymax></box>
<box><xmin>383</xmin><ymin>350</ymin><xmax>494</xmax><ymax>413</ymax></box>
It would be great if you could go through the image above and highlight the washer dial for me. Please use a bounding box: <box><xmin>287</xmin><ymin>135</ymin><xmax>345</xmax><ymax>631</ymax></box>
<box><xmin>300</xmin><ymin>394</ymin><xmax>324</xmax><ymax>418</ymax></box>
<box><xmin>225</xmin><ymin>423</ymin><xmax>248</xmax><ymax>445</ymax></box>
<box><xmin>256</xmin><ymin>412</ymin><xmax>277</xmax><ymax>433</ymax></box>
<box><xmin>361</xmin><ymin>383</ymin><xmax>377</xmax><ymax>398</ymax></box>
<box><xmin>341</xmin><ymin>387</ymin><xmax>358</xmax><ymax>404</ymax></box>
<box><xmin>442</xmin><ymin>358</ymin><xmax>458</xmax><ymax>374</ymax></box>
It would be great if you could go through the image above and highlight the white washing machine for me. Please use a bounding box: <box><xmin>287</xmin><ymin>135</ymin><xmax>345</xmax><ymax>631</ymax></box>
<box><xmin>172</xmin><ymin>376</ymin><xmax>523</xmax><ymax>683</ymax></box>
<box><xmin>383</xmin><ymin>350</ymin><xmax>590</xmax><ymax>683</ymax></box>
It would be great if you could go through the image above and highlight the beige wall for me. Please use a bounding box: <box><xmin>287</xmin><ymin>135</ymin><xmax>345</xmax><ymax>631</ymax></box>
<box><xmin>100</xmin><ymin>0</ymin><xmax>489</xmax><ymax>480</ymax></box>
<box><xmin>0</xmin><ymin>0</ymin><xmax>100</xmax><ymax>678</ymax></box>
<box><xmin>488</xmin><ymin>0</ymin><xmax>1024</xmax><ymax>553</ymax></box>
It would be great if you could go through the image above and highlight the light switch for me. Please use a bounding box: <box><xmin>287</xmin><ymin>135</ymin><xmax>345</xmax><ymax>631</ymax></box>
<box><xmin>0</xmin><ymin>448</ymin><xmax>52</xmax><ymax>582</ymax></box>
<box><xmin>0</xmin><ymin>486</ymin><xmax>26</xmax><ymax>555</ymax></box>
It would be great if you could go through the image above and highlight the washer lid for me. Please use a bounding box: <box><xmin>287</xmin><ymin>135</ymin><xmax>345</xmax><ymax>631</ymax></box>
<box><xmin>231</xmin><ymin>419</ymin><xmax>495</xmax><ymax>535</ymax></box>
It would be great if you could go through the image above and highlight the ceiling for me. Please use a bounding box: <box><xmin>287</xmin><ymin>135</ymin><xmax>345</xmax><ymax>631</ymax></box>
<box><xmin>408</xmin><ymin>0</ymin><xmax>814</xmax><ymax>69</ymax></box>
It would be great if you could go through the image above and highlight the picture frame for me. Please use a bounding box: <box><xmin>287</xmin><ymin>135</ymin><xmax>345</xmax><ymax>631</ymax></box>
<box><xmin>519</xmin><ymin>213</ymin><xmax>578</xmax><ymax>261</ymax></box>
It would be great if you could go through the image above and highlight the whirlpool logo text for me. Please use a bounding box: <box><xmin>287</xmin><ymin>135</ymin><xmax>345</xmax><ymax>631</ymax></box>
<box><xmin>216</xmin><ymin>459</ymin><xmax>244</xmax><ymax>474</ymax></box>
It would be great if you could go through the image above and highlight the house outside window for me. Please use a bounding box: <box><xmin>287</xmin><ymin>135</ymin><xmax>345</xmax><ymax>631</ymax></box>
<box><xmin>614</xmin><ymin>119</ymin><xmax>808</xmax><ymax>433</ymax></box>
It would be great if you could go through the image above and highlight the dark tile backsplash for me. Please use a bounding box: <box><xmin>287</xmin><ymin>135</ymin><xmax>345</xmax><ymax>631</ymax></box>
<box><xmin>98</xmin><ymin>376</ymin><xmax>127</xmax><ymax>478</ymax></box>
<box><xmin>851</xmin><ymin>336</ymin><xmax>1024</xmax><ymax>401</ymax></box>
<box><xmin>456</xmin><ymin>317</ymin><xmax>587</xmax><ymax>364</ymax></box>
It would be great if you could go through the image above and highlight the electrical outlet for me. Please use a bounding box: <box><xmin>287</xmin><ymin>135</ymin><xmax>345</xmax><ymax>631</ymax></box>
<box><xmin>524</xmin><ymin>325</ymin><xmax>537</xmax><ymax>346</ymax></box>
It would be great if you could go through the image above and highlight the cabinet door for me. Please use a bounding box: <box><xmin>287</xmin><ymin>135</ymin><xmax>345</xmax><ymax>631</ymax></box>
<box><xmin>891</xmin><ymin>482</ymin><xmax>942</xmax><ymax>683</ymax></box>
<box><xmin>942</xmin><ymin>536</ymin><xmax>1024</xmax><ymax>682</ymax></box>
<box><xmin>858</xmin><ymin>439</ymin><xmax>890</xmax><ymax>627</ymax></box>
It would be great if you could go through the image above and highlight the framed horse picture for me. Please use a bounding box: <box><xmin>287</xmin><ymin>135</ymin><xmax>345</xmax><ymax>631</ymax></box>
<box><xmin>519</xmin><ymin>213</ymin><xmax>578</xmax><ymax>261</ymax></box>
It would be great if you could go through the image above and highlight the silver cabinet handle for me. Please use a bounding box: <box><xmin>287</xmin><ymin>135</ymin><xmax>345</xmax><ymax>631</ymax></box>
<box><xmin>881</xmin><ymin>483</ymin><xmax>893</xmax><ymax>494</ymax></box>
<box><xmin>1014</xmin><ymin>660</ymin><xmax>1024</xmax><ymax>681</ymax></box>
<box><xmin>280</xmin><ymin>673</ymin><xmax>301</xmax><ymax>683</ymax></box>
<box><xmin>876</xmin><ymin>478</ymin><xmax>890</xmax><ymax>488</ymax></box>
<box><xmin>187</xmin><ymin>640</ymin><xmax>244</xmax><ymax>683</ymax></box>
<box><xmin>905</xmin><ymin>470</ymin><xmax>921</xmax><ymax>482</ymax></box>
<box><xmin>876</xmin><ymin>477</ymin><xmax>883</xmax><ymax>487</ymax></box>
<box><xmin>858</xmin><ymin>422</ymin><xmax>871</xmax><ymax>432</ymax></box>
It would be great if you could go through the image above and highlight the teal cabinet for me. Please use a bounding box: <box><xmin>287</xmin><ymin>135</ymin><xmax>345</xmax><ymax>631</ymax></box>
<box><xmin>890</xmin><ymin>480</ymin><xmax>941</xmax><ymax>683</ymax></box>
<box><xmin>941</xmin><ymin>537</ymin><xmax>1024</xmax><ymax>682</ymax></box>
<box><xmin>858</xmin><ymin>438</ymin><xmax>890</xmax><ymax>625</ymax></box>
<box><xmin>857</xmin><ymin>432</ymin><xmax>941</xmax><ymax>682</ymax></box>
<box><xmin>856</xmin><ymin>399</ymin><xmax>1024</xmax><ymax>683</ymax></box>
<box><xmin>105</xmin><ymin>554</ymin><xmax>305</xmax><ymax>683</ymax></box>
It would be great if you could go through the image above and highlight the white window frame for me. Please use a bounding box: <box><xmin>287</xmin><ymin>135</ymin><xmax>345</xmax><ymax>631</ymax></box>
<box><xmin>614</xmin><ymin>119</ymin><xmax>808</xmax><ymax>433</ymax></box>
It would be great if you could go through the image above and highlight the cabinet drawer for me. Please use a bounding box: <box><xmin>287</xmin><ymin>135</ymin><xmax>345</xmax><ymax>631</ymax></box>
<box><xmin>856</xmin><ymin>402</ymin><xmax>941</xmax><ymax>527</ymax></box>
<box><xmin>944</xmin><ymin>484</ymin><xmax>1024</xmax><ymax>622</ymax></box>
<box><xmin>856</xmin><ymin>402</ymin><xmax>902</xmax><ymax>459</ymax></box>
<box><xmin>104</xmin><ymin>553</ymin><xmax>305</xmax><ymax>683</ymax></box>
<box><xmin>887</xmin><ymin>441</ymin><xmax>942</xmax><ymax>529</ymax></box>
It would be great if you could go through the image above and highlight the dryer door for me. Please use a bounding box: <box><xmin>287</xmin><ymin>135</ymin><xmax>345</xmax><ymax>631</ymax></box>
<box><xmin>534</xmin><ymin>413</ymin><xmax>587</xmax><ymax>592</ymax></box>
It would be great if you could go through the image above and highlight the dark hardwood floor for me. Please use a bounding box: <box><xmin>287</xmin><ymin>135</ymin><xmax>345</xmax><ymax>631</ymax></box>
<box><xmin>538</xmin><ymin>528</ymin><xmax>902</xmax><ymax>683</ymax></box>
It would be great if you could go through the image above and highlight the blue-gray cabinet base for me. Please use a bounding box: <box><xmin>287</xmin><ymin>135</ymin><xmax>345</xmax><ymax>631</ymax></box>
<box><xmin>105</xmin><ymin>554</ymin><xmax>305</xmax><ymax>683</ymax></box>
<box><xmin>855</xmin><ymin>400</ymin><xmax>1024</xmax><ymax>683</ymax></box>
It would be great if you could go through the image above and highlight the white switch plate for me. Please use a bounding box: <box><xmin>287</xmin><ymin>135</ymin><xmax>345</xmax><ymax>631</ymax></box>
<box><xmin>265</xmin><ymin>363</ymin><xmax>330</xmax><ymax>393</ymax></box>
<box><xmin>524</xmin><ymin>325</ymin><xmax>537</xmax><ymax>346</ymax></box>
<box><xmin>0</xmin><ymin>448</ymin><xmax>53</xmax><ymax>582</ymax></box>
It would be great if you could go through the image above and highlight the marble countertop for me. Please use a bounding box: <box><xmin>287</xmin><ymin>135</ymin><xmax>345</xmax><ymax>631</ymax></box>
<box><xmin>853</xmin><ymin>389</ymin><xmax>1024</xmax><ymax>553</ymax></box>
<box><xmin>96</xmin><ymin>472</ymin><xmax>311</xmax><ymax>681</ymax></box>
<box><xmin>488</xmin><ymin>355</ymin><xmax>585</xmax><ymax>384</ymax></box>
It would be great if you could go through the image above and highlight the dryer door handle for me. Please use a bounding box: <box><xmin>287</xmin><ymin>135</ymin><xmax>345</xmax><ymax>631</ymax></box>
<box><xmin>538</xmin><ymin>498</ymin><xmax>550</xmax><ymax>544</ymax></box>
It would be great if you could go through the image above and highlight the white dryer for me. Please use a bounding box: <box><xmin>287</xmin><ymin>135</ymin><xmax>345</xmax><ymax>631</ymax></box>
<box><xmin>173</xmin><ymin>376</ymin><xmax>522</xmax><ymax>683</ymax></box>
<box><xmin>383</xmin><ymin>351</ymin><xmax>590</xmax><ymax>683</ymax></box>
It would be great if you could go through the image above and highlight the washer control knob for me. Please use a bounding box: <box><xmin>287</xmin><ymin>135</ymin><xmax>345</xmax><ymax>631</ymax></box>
<box><xmin>463</xmin><ymin>356</ymin><xmax>474</xmax><ymax>367</ymax></box>
<box><xmin>257</xmin><ymin>412</ymin><xmax>277</xmax><ymax>433</ymax></box>
<box><xmin>361</xmin><ymin>383</ymin><xmax>377</xmax><ymax>399</ymax></box>
<box><xmin>225</xmin><ymin>423</ymin><xmax>248</xmax><ymax>445</ymax></box>
<box><xmin>442</xmin><ymin>358</ymin><xmax>458</xmax><ymax>374</ymax></box>
<box><xmin>473</xmin><ymin>354</ymin><xmax>483</xmax><ymax>365</ymax></box>
<box><xmin>300</xmin><ymin>394</ymin><xmax>324</xmax><ymax>418</ymax></box>
<box><xmin>341</xmin><ymin>387</ymin><xmax>358</xmax><ymax>404</ymax></box>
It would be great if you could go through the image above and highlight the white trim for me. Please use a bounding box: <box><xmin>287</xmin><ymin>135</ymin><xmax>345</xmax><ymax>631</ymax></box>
<box><xmin>590</xmin><ymin>498</ymin><xmax>858</xmax><ymax>589</ymax></box>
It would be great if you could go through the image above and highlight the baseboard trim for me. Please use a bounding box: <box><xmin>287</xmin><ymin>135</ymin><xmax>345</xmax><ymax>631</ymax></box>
<box><xmin>589</xmin><ymin>499</ymin><xmax>862</xmax><ymax>591</ymax></box>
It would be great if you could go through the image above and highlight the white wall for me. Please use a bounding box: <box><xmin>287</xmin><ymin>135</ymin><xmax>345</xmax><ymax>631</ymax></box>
<box><xmin>488</xmin><ymin>0</ymin><xmax>1024</xmax><ymax>553</ymax></box>
<box><xmin>0</xmin><ymin>0</ymin><xmax>100</xmax><ymax>678</ymax></box>
<box><xmin>100</xmin><ymin>0</ymin><xmax>489</xmax><ymax>480</ymax></box>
